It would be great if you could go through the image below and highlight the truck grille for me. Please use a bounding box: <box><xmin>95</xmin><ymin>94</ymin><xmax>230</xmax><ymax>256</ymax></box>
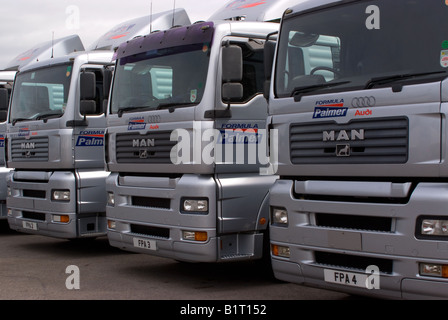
<box><xmin>315</xmin><ymin>251</ymin><xmax>393</xmax><ymax>274</ymax></box>
<box><xmin>290</xmin><ymin>117</ymin><xmax>408</xmax><ymax>164</ymax></box>
<box><xmin>116</xmin><ymin>131</ymin><xmax>176</xmax><ymax>164</ymax></box>
<box><xmin>130</xmin><ymin>224</ymin><xmax>170</xmax><ymax>239</ymax></box>
<box><xmin>315</xmin><ymin>213</ymin><xmax>393</xmax><ymax>232</ymax></box>
<box><xmin>11</xmin><ymin>137</ymin><xmax>49</xmax><ymax>162</ymax></box>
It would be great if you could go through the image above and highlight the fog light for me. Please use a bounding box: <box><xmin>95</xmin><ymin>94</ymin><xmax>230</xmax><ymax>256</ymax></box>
<box><xmin>53</xmin><ymin>214</ymin><xmax>70</xmax><ymax>223</ymax></box>
<box><xmin>271</xmin><ymin>207</ymin><xmax>288</xmax><ymax>225</ymax></box>
<box><xmin>107</xmin><ymin>192</ymin><xmax>115</xmax><ymax>206</ymax></box>
<box><xmin>420</xmin><ymin>263</ymin><xmax>448</xmax><ymax>278</ymax></box>
<box><xmin>52</xmin><ymin>190</ymin><xmax>70</xmax><ymax>201</ymax></box>
<box><xmin>107</xmin><ymin>220</ymin><xmax>116</xmax><ymax>230</ymax></box>
<box><xmin>182</xmin><ymin>199</ymin><xmax>208</xmax><ymax>213</ymax></box>
<box><xmin>271</xmin><ymin>244</ymin><xmax>290</xmax><ymax>258</ymax></box>
<box><xmin>182</xmin><ymin>230</ymin><xmax>208</xmax><ymax>241</ymax></box>
<box><xmin>421</xmin><ymin>219</ymin><xmax>448</xmax><ymax>236</ymax></box>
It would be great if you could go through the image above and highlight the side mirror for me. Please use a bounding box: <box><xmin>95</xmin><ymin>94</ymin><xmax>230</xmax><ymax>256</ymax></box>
<box><xmin>80</xmin><ymin>71</ymin><xmax>96</xmax><ymax>116</ymax></box>
<box><xmin>264</xmin><ymin>40</ymin><xmax>276</xmax><ymax>81</ymax></box>
<box><xmin>80</xmin><ymin>71</ymin><xmax>96</xmax><ymax>101</ymax></box>
<box><xmin>0</xmin><ymin>88</ymin><xmax>9</xmax><ymax>122</ymax></box>
<box><xmin>222</xmin><ymin>45</ymin><xmax>243</xmax><ymax>102</ymax></box>
<box><xmin>103</xmin><ymin>69</ymin><xmax>113</xmax><ymax>100</ymax></box>
<box><xmin>263</xmin><ymin>40</ymin><xmax>277</xmax><ymax>100</ymax></box>
<box><xmin>102</xmin><ymin>68</ymin><xmax>113</xmax><ymax>114</ymax></box>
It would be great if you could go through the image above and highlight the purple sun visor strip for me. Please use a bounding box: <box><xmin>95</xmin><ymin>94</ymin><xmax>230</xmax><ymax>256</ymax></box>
<box><xmin>114</xmin><ymin>21</ymin><xmax>215</xmax><ymax>62</ymax></box>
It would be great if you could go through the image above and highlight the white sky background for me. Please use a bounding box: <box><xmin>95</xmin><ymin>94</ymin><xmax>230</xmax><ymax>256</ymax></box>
<box><xmin>0</xmin><ymin>0</ymin><xmax>224</xmax><ymax>69</ymax></box>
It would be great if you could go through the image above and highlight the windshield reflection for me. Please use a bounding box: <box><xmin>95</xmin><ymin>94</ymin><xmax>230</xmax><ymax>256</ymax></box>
<box><xmin>275</xmin><ymin>0</ymin><xmax>448</xmax><ymax>98</ymax></box>
<box><xmin>10</xmin><ymin>64</ymin><xmax>72</xmax><ymax>123</ymax></box>
<box><xmin>111</xmin><ymin>43</ymin><xmax>211</xmax><ymax>115</ymax></box>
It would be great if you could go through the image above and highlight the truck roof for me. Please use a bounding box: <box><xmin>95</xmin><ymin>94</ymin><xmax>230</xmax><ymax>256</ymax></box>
<box><xmin>18</xmin><ymin>50</ymin><xmax>114</xmax><ymax>73</ymax></box>
<box><xmin>17</xmin><ymin>8</ymin><xmax>192</xmax><ymax>73</ymax></box>
<box><xmin>115</xmin><ymin>20</ymin><xmax>279</xmax><ymax>61</ymax></box>
<box><xmin>208</xmin><ymin>0</ymin><xmax>302</xmax><ymax>22</ymax></box>
<box><xmin>4</xmin><ymin>35</ymin><xmax>84</xmax><ymax>71</ymax></box>
<box><xmin>88</xmin><ymin>8</ymin><xmax>191</xmax><ymax>51</ymax></box>
<box><xmin>286</xmin><ymin>0</ymin><xmax>341</xmax><ymax>16</ymax></box>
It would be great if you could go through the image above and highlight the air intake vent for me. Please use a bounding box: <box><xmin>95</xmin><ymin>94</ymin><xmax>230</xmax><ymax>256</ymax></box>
<box><xmin>116</xmin><ymin>131</ymin><xmax>176</xmax><ymax>164</ymax></box>
<box><xmin>290</xmin><ymin>117</ymin><xmax>408</xmax><ymax>164</ymax></box>
<box><xmin>11</xmin><ymin>137</ymin><xmax>49</xmax><ymax>162</ymax></box>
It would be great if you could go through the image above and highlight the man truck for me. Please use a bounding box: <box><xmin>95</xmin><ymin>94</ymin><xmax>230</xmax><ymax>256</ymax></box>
<box><xmin>0</xmin><ymin>71</ymin><xmax>15</xmax><ymax>219</ymax></box>
<box><xmin>0</xmin><ymin>36</ymin><xmax>81</xmax><ymax>220</ymax></box>
<box><xmin>268</xmin><ymin>0</ymin><xmax>448</xmax><ymax>299</ymax></box>
<box><xmin>6</xmin><ymin>10</ymin><xmax>190</xmax><ymax>239</ymax></box>
<box><xmin>105</xmin><ymin>0</ymin><xmax>297</xmax><ymax>263</ymax></box>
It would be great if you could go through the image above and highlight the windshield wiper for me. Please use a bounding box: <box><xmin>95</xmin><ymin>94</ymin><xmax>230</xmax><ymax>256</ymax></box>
<box><xmin>292</xmin><ymin>81</ymin><xmax>351</xmax><ymax>101</ymax></box>
<box><xmin>35</xmin><ymin>113</ymin><xmax>63</xmax><ymax>121</ymax></box>
<box><xmin>117</xmin><ymin>106</ymin><xmax>154</xmax><ymax>117</ymax></box>
<box><xmin>364</xmin><ymin>71</ymin><xmax>446</xmax><ymax>90</ymax></box>
<box><xmin>12</xmin><ymin>118</ymin><xmax>30</xmax><ymax>126</ymax></box>
<box><xmin>156</xmin><ymin>102</ymin><xmax>197</xmax><ymax>112</ymax></box>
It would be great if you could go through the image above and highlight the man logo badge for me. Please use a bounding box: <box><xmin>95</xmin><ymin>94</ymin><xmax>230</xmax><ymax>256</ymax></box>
<box><xmin>139</xmin><ymin>150</ymin><xmax>149</xmax><ymax>159</ymax></box>
<box><xmin>336</xmin><ymin>144</ymin><xmax>351</xmax><ymax>157</ymax></box>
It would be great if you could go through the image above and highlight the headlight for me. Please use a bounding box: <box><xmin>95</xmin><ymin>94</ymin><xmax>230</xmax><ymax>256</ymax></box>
<box><xmin>420</xmin><ymin>263</ymin><xmax>448</xmax><ymax>278</ymax></box>
<box><xmin>271</xmin><ymin>207</ymin><xmax>288</xmax><ymax>225</ymax></box>
<box><xmin>107</xmin><ymin>192</ymin><xmax>115</xmax><ymax>206</ymax></box>
<box><xmin>107</xmin><ymin>220</ymin><xmax>116</xmax><ymax>230</ymax></box>
<box><xmin>181</xmin><ymin>198</ymin><xmax>208</xmax><ymax>213</ymax></box>
<box><xmin>52</xmin><ymin>190</ymin><xmax>70</xmax><ymax>201</ymax></box>
<box><xmin>421</xmin><ymin>219</ymin><xmax>448</xmax><ymax>235</ymax></box>
<box><xmin>53</xmin><ymin>214</ymin><xmax>70</xmax><ymax>223</ymax></box>
<box><xmin>182</xmin><ymin>230</ymin><xmax>208</xmax><ymax>242</ymax></box>
<box><xmin>418</xmin><ymin>216</ymin><xmax>448</xmax><ymax>238</ymax></box>
<box><xmin>271</xmin><ymin>244</ymin><xmax>290</xmax><ymax>258</ymax></box>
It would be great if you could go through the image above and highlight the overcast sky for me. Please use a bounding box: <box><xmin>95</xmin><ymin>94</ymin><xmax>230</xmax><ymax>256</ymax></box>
<box><xmin>0</xmin><ymin>0</ymin><xmax>225</xmax><ymax>69</ymax></box>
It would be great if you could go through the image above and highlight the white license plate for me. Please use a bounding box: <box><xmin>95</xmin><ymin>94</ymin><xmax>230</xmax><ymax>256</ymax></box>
<box><xmin>133</xmin><ymin>237</ymin><xmax>157</xmax><ymax>251</ymax></box>
<box><xmin>324</xmin><ymin>269</ymin><xmax>369</xmax><ymax>289</ymax></box>
<box><xmin>22</xmin><ymin>221</ymin><xmax>38</xmax><ymax>231</ymax></box>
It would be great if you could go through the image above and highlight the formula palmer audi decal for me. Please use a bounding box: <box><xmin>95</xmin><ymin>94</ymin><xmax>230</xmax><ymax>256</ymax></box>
<box><xmin>76</xmin><ymin>130</ymin><xmax>105</xmax><ymax>147</ymax></box>
<box><xmin>313</xmin><ymin>99</ymin><xmax>347</xmax><ymax>119</ymax></box>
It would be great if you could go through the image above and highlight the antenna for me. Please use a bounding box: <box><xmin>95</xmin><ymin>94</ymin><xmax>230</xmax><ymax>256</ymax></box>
<box><xmin>150</xmin><ymin>1</ymin><xmax>153</xmax><ymax>33</ymax></box>
<box><xmin>172</xmin><ymin>0</ymin><xmax>176</xmax><ymax>27</ymax></box>
<box><xmin>51</xmin><ymin>31</ymin><xmax>54</xmax><ymax>58</ymax></box>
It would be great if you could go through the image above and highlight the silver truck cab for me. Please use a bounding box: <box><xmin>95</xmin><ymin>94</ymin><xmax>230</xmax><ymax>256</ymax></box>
<box><xmin>0</xmin><ymin>36</ymin><xmax>83</xmax><ymax>221</ymax></box>
<box><xmin>0</xmin><ymin>71</ymin><xmax>16</xmax><ymax>219</ymax></box>
<box><xmin>104</xmin><ymin>0</ymin><xmax>299</xmax><ymax>262</ymax></box>
<box><xmin>268</xmin><ymin>0</ymin><xmax>448</xmax><ymax>299</ymax></box>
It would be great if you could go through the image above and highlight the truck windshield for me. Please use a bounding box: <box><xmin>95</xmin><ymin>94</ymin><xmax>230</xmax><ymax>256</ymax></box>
<box><xmin>275</xmin><ymin>0</ymin><xmax>448</xmax><ymax>98</ymax></box>
<box><xmin>10</xmin><ymin>63</ymin><xmax>72</xmax><ymax>124</ymax></box>
<box><xmin>111</xmin><ymin>43</ymin><xmax>211</xmax><ymax>115</ymax></box>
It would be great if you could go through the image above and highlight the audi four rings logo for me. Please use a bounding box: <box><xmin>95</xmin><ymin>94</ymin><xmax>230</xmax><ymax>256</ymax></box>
<box><xmin>351</xmin><ymin>96</ymin><xmax>376</xmax><ymax>108</ymax></box>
